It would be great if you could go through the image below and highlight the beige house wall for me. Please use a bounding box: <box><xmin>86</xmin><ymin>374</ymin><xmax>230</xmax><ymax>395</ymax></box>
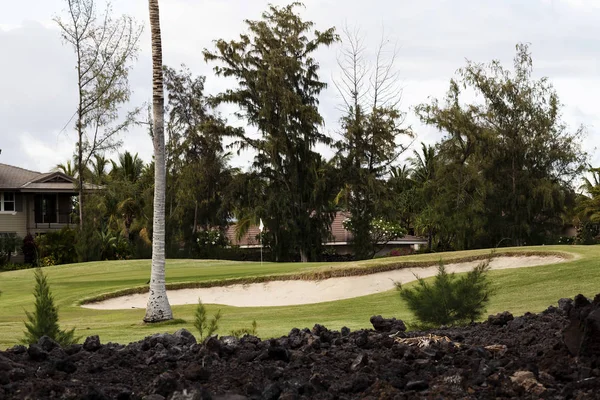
<box><xmin>0</xmin><ymin>209</ymin><xmax>27</xmax><ymax>263</ymax></box>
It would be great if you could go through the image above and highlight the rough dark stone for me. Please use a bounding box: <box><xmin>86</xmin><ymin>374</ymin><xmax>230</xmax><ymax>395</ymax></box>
<box><xmin>174</xmin><ymin>329</ymin><xmax>197</xmax><ymax>346</ymax></box>
<box><xmin>261</xmin><ymin>383</ymin><xmax>281</xmax><ymax>400</ymax></box>
<box><xmin>9</xmin><ymin>367</ymin><xmax>27</xmax><ymax>381</ymax></box>
<box><xmin>205</xmin><ymin>336</ymin><xmax>222</xmax><ymax>354</ymax></box>
<box><xmin>268</xmin><ymin>346</ymin><xmax>290</xmax><ymax>362</ymax></box>
<box><xmin>142</xmin><ymin>395</ymin><xmax>165</xmax><ymax>400</ymax></box>
<box><xmin>370</xmin><ymin>315</ymin><xmax>407</xmax><ymax>332</ymax></box>
<box><xmin>341</xmin><ymin>326</ymin><xmax>351</xmax><ymax>336</ymax></box>
<box><xmin>64</xmin><ymin>343</ymin><xmax>82</xmax><ymax>355</ymax></box>
<box><xmin>184</xmin><ymin>363</ymin><xmax>211</xmax><ymax>382</ymax></box>
<box><xmin>488</xmin><ymin>311</ymin><xmax>514</xmax><ymax>326</ymax></box>
<box><xmin>8</xmin><ymin>344</ymin><xmax>27</xmax><ymax>354</ymax></box>
<box><xmin>355</xmin><ymin>330</ymin><xmax>369</xmax><ymax>348</ymax></box>
<box><xmin>3</xmin><ymin>294</ymin><xmax>600</xmax><ymax>399</ymax></box>
<box><xmin>152</xmin><ymin>371</ymin><xmax>181</xmax><ymax>396</ymax></box>
<box><xmin>37</xmin><ymin>336</ymin><xmax>60</xmax><ymax>352</ymax></box>
<box><xmin>558</xmin><ymin>298</ymin><xmax>574</xmax><ymax>314</ymax></box>
<box><xmin>405</xmin><ymin>380</ymin><xmax>429</xmax><ymax>391</ymax></box>
<box><xmin>351</xmin><ymin>353</ymin><xmax>368</xmax><ymax>371</ymax></box>
<box><xmin>27</xmin><ymin>344</ymin><xmax>48</xmax><ymax>361</ymax></box>
<box><xmin>311</xmin><ymin>324</ymin><xmax>328</xmax><ymax>336</ymax></box>
<box><xmin>83</xmin><ymin>335</ymin><xmax>102</xmax><ymax>352</ymax></box>
<box><xmin>55</xmin><ymin>359</ymin><xmax>77</xmax><ymax>373</ymax></box>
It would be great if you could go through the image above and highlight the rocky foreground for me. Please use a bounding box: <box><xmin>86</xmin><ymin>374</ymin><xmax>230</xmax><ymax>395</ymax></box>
<box><xmin>1</xmin><ymin>295</ymin><xmax>600</xmax><ymax>400</ymax></box>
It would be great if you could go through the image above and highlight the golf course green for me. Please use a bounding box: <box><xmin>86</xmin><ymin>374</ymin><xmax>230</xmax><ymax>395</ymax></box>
<box><xmin>0</xmin><ymin>245</ymin><xmax>597</xmax><ymax>349</ymax></box>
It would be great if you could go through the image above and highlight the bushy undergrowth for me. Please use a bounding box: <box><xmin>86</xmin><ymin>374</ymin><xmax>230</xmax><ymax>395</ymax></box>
<box><xmin>35</xmin><ymin>228</ymin><xmax>78</xmax><ymax>265</ymax></box>
<box><xmin>0</xmin><ymin>233</ymin><xmax>21</xmax><ymax>266</ymax></box>
<box><xmin>22</xmin><ymin>268</ymin><xmax>78</xmax><ymax>346</ymax></box>
<box><xmin>397</xmin><ymin>257</ymin><xmax>494</xmax><ymax>328</ymax></box>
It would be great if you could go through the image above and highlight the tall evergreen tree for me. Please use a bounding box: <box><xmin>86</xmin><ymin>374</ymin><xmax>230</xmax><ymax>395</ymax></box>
<box><xmin>204</xmin><ymin>3</ymin><xmax>338</xmax><ymax>262</ymax></box>
<box><xmin>416</xmin><ymin>43</ymin><xmax>587</xmax><ymax>249</ymax></box>
<box><xmin>163</xmin><ymin>66</ymin><xmax>239</xmax><ymax>253</ymax></box>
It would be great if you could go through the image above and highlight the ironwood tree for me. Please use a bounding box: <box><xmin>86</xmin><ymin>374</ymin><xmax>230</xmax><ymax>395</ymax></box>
<box><xmin>203</xmin><ymin>2</ymin><xmax>338</xmax><ymax>262</ymax></box>
<box><xmin>163</xmin><ymin>65</ymin><xmax>240</xmax><ymax>255</ymax></box>
<box><xmin>415</xmin><ymin>43</ymin><xmax>587</xmax><ymax>249</ymax></box>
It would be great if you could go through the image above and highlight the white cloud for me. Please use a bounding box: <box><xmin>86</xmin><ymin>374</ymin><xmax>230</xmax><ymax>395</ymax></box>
<box><xmin>18</xmin><ymin>131</ymin><xmax>74</xmax><ymax>172</ymax></box>
<box><xmin>1</xmin><ymin>0</ymin><xmax>599</xmax><ymax>172</ymax></box>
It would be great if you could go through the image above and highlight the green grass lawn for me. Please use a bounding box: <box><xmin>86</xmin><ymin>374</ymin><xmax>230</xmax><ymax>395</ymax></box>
<box><xmin>0</xmin><ymin>245</ymin><xmax>598</xmax><ymax>349</ymax></box>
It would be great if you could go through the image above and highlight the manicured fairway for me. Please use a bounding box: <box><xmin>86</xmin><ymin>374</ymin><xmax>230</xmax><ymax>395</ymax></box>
<box><xmin>0</xmin><ymin>245</ymin><xmax>597</xmax><ymax>349</ymax></box>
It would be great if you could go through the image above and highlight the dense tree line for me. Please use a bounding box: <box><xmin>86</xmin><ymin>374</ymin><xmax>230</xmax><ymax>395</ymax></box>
<box><xmin>55</xmin><ymin>3</ymin><xmax>595</xmax><ymax>264</ymax></box>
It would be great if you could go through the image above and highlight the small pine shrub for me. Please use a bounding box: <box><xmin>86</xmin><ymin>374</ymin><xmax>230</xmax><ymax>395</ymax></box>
<box><xmin>397</xmin><ymin>258</ymin><xmax>494</xmax><ymax>327</ymax></box>
<box><xmin>22</xmin><ymin>268</ymin><xmax>78</xmax><ymax>346</ymax></box>
<box><xmin>193</xmin><ymin>299</ymin><xmax>222</xmax><ymax>341</ymax></box>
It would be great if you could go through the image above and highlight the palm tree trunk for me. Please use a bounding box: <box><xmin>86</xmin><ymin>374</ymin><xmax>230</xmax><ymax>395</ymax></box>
<box><xmin>144</xmin><ymin>0</ymin><xmax>173</xmax><ymax>322</ymax></box>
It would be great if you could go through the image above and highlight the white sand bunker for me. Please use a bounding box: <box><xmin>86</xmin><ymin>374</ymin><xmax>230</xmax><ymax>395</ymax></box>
<box><xmin>83</xmin><ymin>255</ymin><xmax>566</xmax><ymax>309</ymax></box>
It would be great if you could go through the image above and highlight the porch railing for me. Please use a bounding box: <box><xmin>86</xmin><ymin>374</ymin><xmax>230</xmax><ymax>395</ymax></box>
<box><xmin>31</xmin><ymin>211</ymin><xmax>76</xmax><ymax>229</ymax></box>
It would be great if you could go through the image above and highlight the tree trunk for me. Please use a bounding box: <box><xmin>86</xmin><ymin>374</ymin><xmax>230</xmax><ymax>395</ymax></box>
<box><xmin>300</xmin><ymin>249</ymin><xmax>308</xmax><ymax>263</ymax></box>
<box><xmin>144</xmin><ymin>0</ymin><xmax>173</xmax><ymax>323</ymax></box>
<box><xmin>193</xmin><ymin>200</ymin><xmax>198</xmax><ymax>234</ymax></box>
<box><xmin>78</xmin><ymin>134</ymin><xmax>84</xmax><ymax>230</ymax></box>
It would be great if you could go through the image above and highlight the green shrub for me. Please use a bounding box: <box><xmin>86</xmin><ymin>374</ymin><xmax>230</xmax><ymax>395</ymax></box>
<box><xmin>35</xmin><ymin>228</ymin><xmax>78</xmax><ymax>265</ymax></box>
<box><xmin>397</xmin><ymin>258</ymin><xmax>494</xmax><ymax>327</ymax></box>
<box><xmin>575</xmin><ymin>222</ymin><xmax>600</xmax><ymax>245</ymax></box>
<box><xmin>0</xmin><ymin>262</ymin><xmax>32</xmax><ymax>272</ymax></box>
<box><xmin>0</xmin><ymin>233</ymin><xmax>22</xmax><ymax>266</ymax></box>
<box><xmin>193</xmin><ymin>299</ymin><xmax>222</xmax><ymax>341</ymax></box>
<box><xmin>22</xmin><ymin>268</ymin><xmax>78</xmax><ymax>346</ymax></box>
<box><xmin>230</xmin><ymin>320</ymin><xmax>258</xmax><ymax>338</ymax></box>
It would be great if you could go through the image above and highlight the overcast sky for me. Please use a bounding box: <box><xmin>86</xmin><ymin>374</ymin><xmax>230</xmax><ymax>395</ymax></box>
<box><xmin>1</xmin><ymin>0</ymin><xmax>599</xmax><ymax>174</ymax></box>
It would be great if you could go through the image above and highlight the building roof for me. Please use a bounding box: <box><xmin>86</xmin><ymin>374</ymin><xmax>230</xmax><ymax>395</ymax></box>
<box><xmin>0</xmin><ymin>163</ymin><xmax>100</xmax><ymax>192</ymax></box>
<box><xmin>224</xmin><ymin>211</ymin><xmax>428</xmax><ymax>248</ymax></box>
<box><xmin>0</xmin><ymin>163</ymin><xmax>43</xmax><ymax>189</ymax></box>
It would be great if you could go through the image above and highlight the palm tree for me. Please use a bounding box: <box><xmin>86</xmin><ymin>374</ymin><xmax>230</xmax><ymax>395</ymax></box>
<box><xmin>577</xmin><ymin>166</ymin><xmax>600</xmax><ymax>223</ymax></box>
<box><xmin>144</xmin><ymin>0</ymin><xmax>172</xmax><ymax>322</ymax></box>
<box><xmin>409</xmin><ymin>142</ymin><xmax>436</xmax><ymax>185</ymax></box>
<box><xmin>110</xmin><ymin>152</ymin><xmax>144</xmax><ymax>183</ymax></box>
<box><xmin>55</xmin><ymin>160</ymin><xmax>77</xmax><ymax>177</ymax></box>
<box><xmin>90</xmin><ymin>154</ymin><xmax>109</xmax><ymax>184</ymax></box>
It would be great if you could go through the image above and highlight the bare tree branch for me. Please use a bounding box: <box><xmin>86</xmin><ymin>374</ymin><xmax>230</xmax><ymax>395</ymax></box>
<box><xmin>55</xmin><ymin>0</ymin><xmax>143</xmax><ymax>228</ymax></box>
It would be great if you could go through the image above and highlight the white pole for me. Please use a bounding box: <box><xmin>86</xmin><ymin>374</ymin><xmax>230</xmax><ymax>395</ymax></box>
<box><xmin>260</xmin><ymin>233</ymin><xmax>263</xmax><ymax>266</ymax></box>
